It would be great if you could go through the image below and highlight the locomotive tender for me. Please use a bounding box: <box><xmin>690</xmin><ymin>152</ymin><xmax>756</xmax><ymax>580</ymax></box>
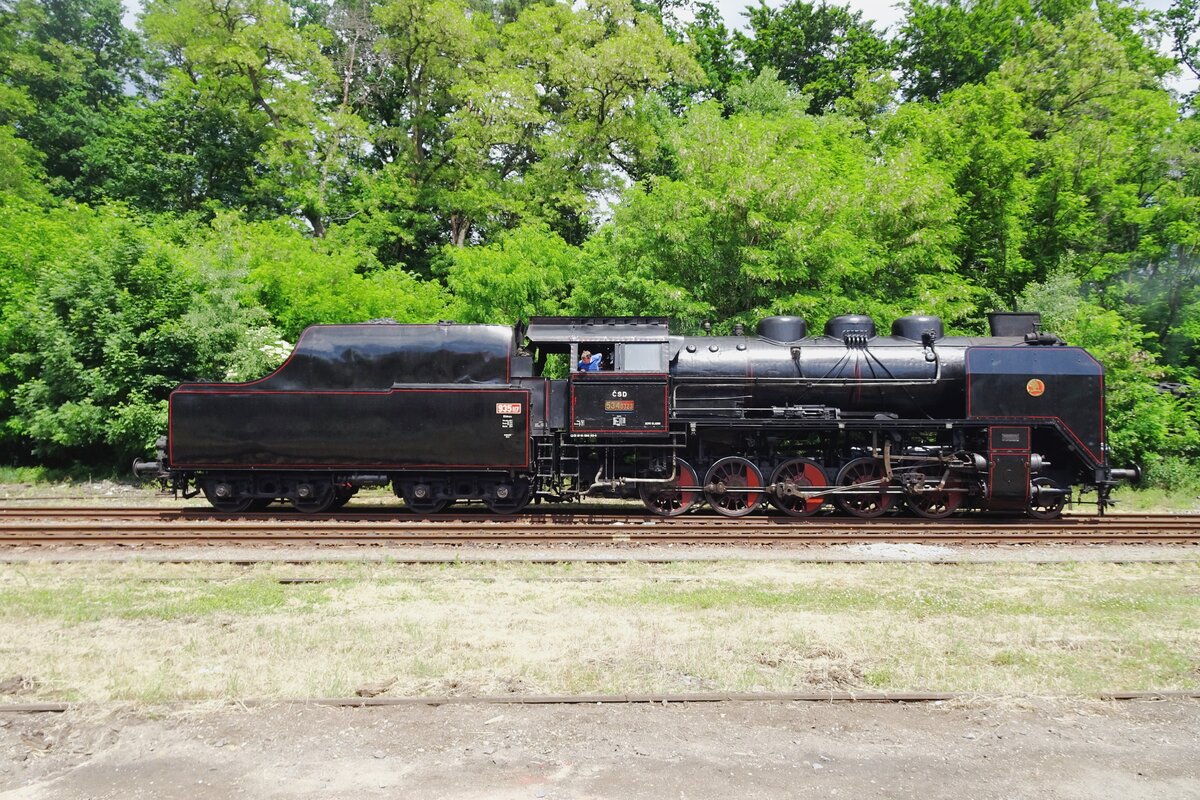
<box><xmin>136</xmin><ymin>311</ymin><xmax>1139</xmax><ymax>518</ymax></box>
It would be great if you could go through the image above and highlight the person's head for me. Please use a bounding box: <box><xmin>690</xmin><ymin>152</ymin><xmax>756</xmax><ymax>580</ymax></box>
<box><xmin>581</xmin><ymin>350</ymin><xmax>591</xmax><ymax>361</ymax></box>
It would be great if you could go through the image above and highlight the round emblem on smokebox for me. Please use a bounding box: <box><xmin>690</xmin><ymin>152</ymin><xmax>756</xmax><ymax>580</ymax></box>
<box><xmin>1026</xmin><ymin>378</ymin><xmax>1046</xmax><ymax>397</ymax></box>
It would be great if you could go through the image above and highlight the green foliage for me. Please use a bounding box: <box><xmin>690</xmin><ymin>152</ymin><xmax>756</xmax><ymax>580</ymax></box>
<box><xmin>0</xmin><ymin>0</ymin><xmax>1198</xmax><ymax>476</ymax></box>
<box><xmin>684</xmin><ymin>2</ymin><xmax>743</xmax><ymax>104</ymax></box>
<box><xmin>193</xmin><ymin>212</ymin><xmax>453</xmax><ymax>339</ymax></box>
<box><xmin>0</xmin><ymin>124</ymin><xmax>50</xmax><ymax>203</ymax></box>
<box><xmin>0</xmin><ymin>201</ymin><xmax>279</xmax><ymax>465</ymax></box>
<box><xmin>446</xmin><ymin>223</ymin><xmax>579</xmax><ymax>322</ymax></box>
<box><xmin>1165</xmin><ymin>0</ymin><xmax>1200</xmax><ymax>110</ymax></box>
<box><xmin>1018</xmin><ymin>272</ymin><xmax>1200</xmax><ymax>467</ymax></box>
<box><xmin>576</xmin><ymin>101</ymin><xmax>965</xmax><ymax>332</ymax></box>
<box><xmin>897</xmin><ymin>0</ymin><xmax>1170</xmax><ymax>102</ymax></box>
<box><xmin>0</xmin><ymin>0</ymin><xmax>140</xmax><ymax>198</ymax></box>
<box><xmin>739</xmin><ymin>0</ymin><xmax>897</xmax><ymax>114</ymax></box>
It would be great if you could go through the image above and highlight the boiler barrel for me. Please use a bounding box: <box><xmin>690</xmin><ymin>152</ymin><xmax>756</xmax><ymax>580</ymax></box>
<box><xmin>671</xmin><ymin>325</ymin><xmax>1008</xmax><ymax>417</ymax></box>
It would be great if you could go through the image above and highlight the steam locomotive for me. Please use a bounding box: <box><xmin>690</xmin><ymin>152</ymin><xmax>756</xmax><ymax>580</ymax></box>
<box><xmin>135</xmin><ymin>311</ymin><xmax>1139</xmax><ymax>518</ymax></box>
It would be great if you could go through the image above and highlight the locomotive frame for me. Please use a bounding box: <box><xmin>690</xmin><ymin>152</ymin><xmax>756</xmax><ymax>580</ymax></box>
<box><xmin>136</xmin><ymin>312</ymin><xmax>1139</xmax><ymax>518</ymax></box>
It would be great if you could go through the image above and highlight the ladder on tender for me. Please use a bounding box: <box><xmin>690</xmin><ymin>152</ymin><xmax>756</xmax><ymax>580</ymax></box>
<box><xmin>534</xmin><ymin>438</ymin><xmax>581</xmax><ymax>493</ymax></box>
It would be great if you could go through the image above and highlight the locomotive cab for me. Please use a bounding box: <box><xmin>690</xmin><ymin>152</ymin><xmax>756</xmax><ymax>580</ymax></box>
<box><xmin>524</xmin><ymin>317</ymin><xmax>672</xmax><ymax>436</ymax></box>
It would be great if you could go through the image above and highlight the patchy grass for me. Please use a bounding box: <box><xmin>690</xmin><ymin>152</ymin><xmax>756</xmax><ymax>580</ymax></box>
<box><xmin>1109</xmin><ymin>485</ymin><xmax>1200</xmax><ymax>513</ymax></box>
<box><xmin>0</xmin><ymin>561</ymin><xmax>1197</xmax><ymax>703</ymax></box>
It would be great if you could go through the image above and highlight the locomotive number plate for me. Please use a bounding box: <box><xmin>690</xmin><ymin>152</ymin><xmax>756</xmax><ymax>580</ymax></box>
<box><xmin>495</xmin><ymin>403</ymin><xmax>523</xmax><ymax>414</ymax></box>
<box><xmin>604</xmin><ymin>400</ymin><xmax>636</xmax><ymax>412</ymax></box>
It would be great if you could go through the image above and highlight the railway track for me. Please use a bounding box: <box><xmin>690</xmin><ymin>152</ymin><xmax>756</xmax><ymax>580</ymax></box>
<box><xmin>0</xmin><ymin>506</ymin><xmax>1198</xmax><ymax>545</ymax></box>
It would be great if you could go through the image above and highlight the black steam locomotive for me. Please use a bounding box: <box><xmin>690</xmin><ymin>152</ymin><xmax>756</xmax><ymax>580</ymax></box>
<box><xmin>135</xmin><ymin>312</ymin><xmax>1138</xmax><ymax>518</ymax></box>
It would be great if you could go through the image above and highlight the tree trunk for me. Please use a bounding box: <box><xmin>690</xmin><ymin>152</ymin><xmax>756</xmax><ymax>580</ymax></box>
<box><xmin>450</xmin><ymin>213</ymin><xmax>470</xmax><ymax>247</ymax></box>
<box><xmin>305</xmin><ymin>208</ymin><xmax>327</xmax><ymax>238</ymax></box>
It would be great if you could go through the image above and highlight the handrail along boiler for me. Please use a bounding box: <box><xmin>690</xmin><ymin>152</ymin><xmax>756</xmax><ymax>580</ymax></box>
<box><xmin>135</xmin><ymin>311</ymin><xmax>1139</xmax><ymax>518</ymax></box>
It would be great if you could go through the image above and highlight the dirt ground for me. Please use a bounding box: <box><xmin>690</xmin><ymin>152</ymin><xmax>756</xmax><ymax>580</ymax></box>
<box><xmin>2</xmin><ymin>699</ymin><xmax>1199</xmax><ymax>799</ymax></box>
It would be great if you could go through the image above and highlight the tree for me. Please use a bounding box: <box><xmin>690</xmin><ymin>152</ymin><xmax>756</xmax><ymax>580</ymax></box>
<box><xmin>998</xmin><ymin>14</ymin><xmax>1177</xmax><ymax>283</ymax></box>
<box><xmin>573</xmin><ymin>97</ymin><xmax>967</xmax><ymax>332</ymax></box>
<box><xmin>897</xmin><ymin>0</ymin><xmax>1171</xmax><ymax>102</ymax></box>
<box><xmin>882</xmin><ymin>81</ymin><xmax>1034</xmax><ymax>300</ymax></box>
<box><xmin>0</xmin><ymin>0</ymin><xmax>140</xmax><ymax>199</ymax></box>
<box><xmin>0</xmin><ymin>203</ymin><xmax>282</xmax><ymax>465</ymax></box>
<box><xmin>82</xmin><ymin>83</ymin><xmax>264</xmax><ymax>213</ymax></box>
<box><xmin>142</xmin><ymin>0</ymin><xmax>366</xmax><ymax>235</ymax></box>
<box><xmin>445</xmin><ymin>223</ymin><xmax>579</xmax><ymax>322</ymax></box>
<box><xmin>192</xmin><ymin>212</ymin><xmax>453</xmax><ymax>339</ymax></box>
<box><xmin>685</xmin><ymin>2</ymin><xmax>743</xmax><ymax>104</ymax></box>
<box><xmin>1165</xmin><ymin>0</ymin><xmax>1200</xmax><ymax>110</ymax></box>
<box><xmin>896</xmin><ymin>0</ymin><xmax>1033</xmax><ymax>102</ymax></box>
<box><xmin>738</xmin><ymin>0</ymin><xmax>896</xmax><ymax>114</ymax></box>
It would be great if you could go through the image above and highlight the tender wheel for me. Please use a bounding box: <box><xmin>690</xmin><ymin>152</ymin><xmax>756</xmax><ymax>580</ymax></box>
<box><xmin>292</xmin><ymin>481</ymin><xmax>336</xmax><ymax>514</ymax></box>
<box><xmin>639</xmin><ymin>459</ymin><xmax>699</xmax><ymax>517</ymax></box>
<box><xmin>401</xmin><ymin>482</ymin><xmax>448</xmax><ymax>515</ymax></box>
<box><xmin>483</xmin><ymin>479</ymin><xmax>531</xmax><ymax>515</ymax></box>
<box><xmin>202</xmin><ymin>482</ymin><xmax>254</xmax><ymax>513</ymax></box>
<box><xmin>769</xmin><ymin>458</ymin><xmax>828</xmax><ymax>517</ymax></box>
<box><xmin>1028</xmin><ymin>477</ymin><xmax>1066</xmax><ymax>520</ymax></box>
<box><xmin>904</xmin><ymin>463</ymin><xmax>965</xmax><ymax>519</ymax></box>
<box><xmin>331</xmin><ymin>484</ymin><xmax>357</xmax><ymax>510</ymax></box>
<box><xmin>704</xmin><ymin>457</ymin><xmax>764</xmax><ymax>517</ymax></box>
<box><xmin>835</xmin><ymin>457</ymin><xmax>894</xmax><ymax>518</ymax></box>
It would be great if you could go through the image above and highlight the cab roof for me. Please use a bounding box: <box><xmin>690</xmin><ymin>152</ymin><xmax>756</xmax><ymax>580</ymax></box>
<box><xmin>524</xmin><ymin>317</ymin><xmax>670</xmax><ymax>343</ymax></box>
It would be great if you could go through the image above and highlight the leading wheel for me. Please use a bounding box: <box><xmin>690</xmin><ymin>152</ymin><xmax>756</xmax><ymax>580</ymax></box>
<box><xmin>639</xmin><ymin>459</ymin><xmax>699</xmax><ymax>517</ymax></box>
<box><xmin>483</xmin><ymin>480</ymin><xmax>531</xmax><ymax>515</ymax></box>
<box><xmin>835</xmin><ymin>457</ymin><xmax>894</xmax><ymax>518</ymax></box>
<box><xmin>904</xmin><ymin>463</ymin><xmax>965</xmax><ymax>520</ymax></box>
<box><xmin>202</xmin><ymin>482</ymin><xmax>254</xmax><ymax>513</ymax></box>
<box><xmin>1028</xmin><ymin>477</ymin><xmax>1066</xmax><ymax>520</ymax></box>
<box><xmin>704</xmin><ymin>457</ymin><xmax>764</xmax><ymax>517</ymax></box>
<box><xmin>769</xmin><ymin>458</ymin><xmax>828</xmax><ymax>517</ymax></box>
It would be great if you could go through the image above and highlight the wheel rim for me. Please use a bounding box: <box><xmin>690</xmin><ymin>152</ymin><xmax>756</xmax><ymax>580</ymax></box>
<box><xmin>406</xmin><ymin>498</ymin><xmax>449</xmax><ymax>514</ymax></box>
<box><xmin>202</xmin><ymin>483</ymin><xmax>253</xmax><ymax>513</ymax></box>
<box><xmin>484</xmin><ymin>480</ymin><xmax>531</xmax><ymax>514</ymax></box>
<box><xmin>704</xmin><ymin>457</ymin><xmax>764</xmax><ymax>517</ymax></box>
<box><xmin>904</xmin><ymin>463</ymin><xmax>964</xmax><ymax>519</ymax></box>
<box><xmin>292</xmin><ymin>482</ymin><xmax>335</xmax><ymax>513</ymax></box>
<box><xmin>1028</xmin><ymin>477</ymin><xmax>1066</xmax><ymax>519</ymax></box>
<box><xmin>835</xmin><ymin>457</ymin><xmax>894</xmax><ymax>518</ymax></box>
<box><xmin>639</xmin><ymin>459</ymin><xmax>699</xmax><ymax>517</ymax></box>
<box><xmin>769</xmin><ymin>458</ymin><xmax>828</xmax><ymax>517</ymax></box>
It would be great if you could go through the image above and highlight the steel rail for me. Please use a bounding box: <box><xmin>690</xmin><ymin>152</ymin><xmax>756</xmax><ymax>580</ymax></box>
<box><xmin>2</xmin><ymin>508</ymin><xmax>1198</xmax><ymax>545</ymax></box>
<box><xmin>1</xmin><ymin>529</ymin><xmax>1197</xmax><ymax>545</ymax></box>
<box><xmin>2</xmin><ymin>519</ymin><xmax>1199</xmax><ymax>532</ymax></box>
<box><xmin>0</xmin><ymin>506</ymin><xmax>1196</xmax><ymax>525</ymax></box>
<box><xmin>4</xmin><ymin>690</ymin><xmax>1200</xmax><ymax>714</ymax></box>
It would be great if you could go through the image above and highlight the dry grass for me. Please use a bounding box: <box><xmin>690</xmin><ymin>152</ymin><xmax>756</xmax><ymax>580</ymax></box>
<box><xmin>0</xmin><ymin>560</ymin><xmax>1197</xmax><ymax>703</ymax></box>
